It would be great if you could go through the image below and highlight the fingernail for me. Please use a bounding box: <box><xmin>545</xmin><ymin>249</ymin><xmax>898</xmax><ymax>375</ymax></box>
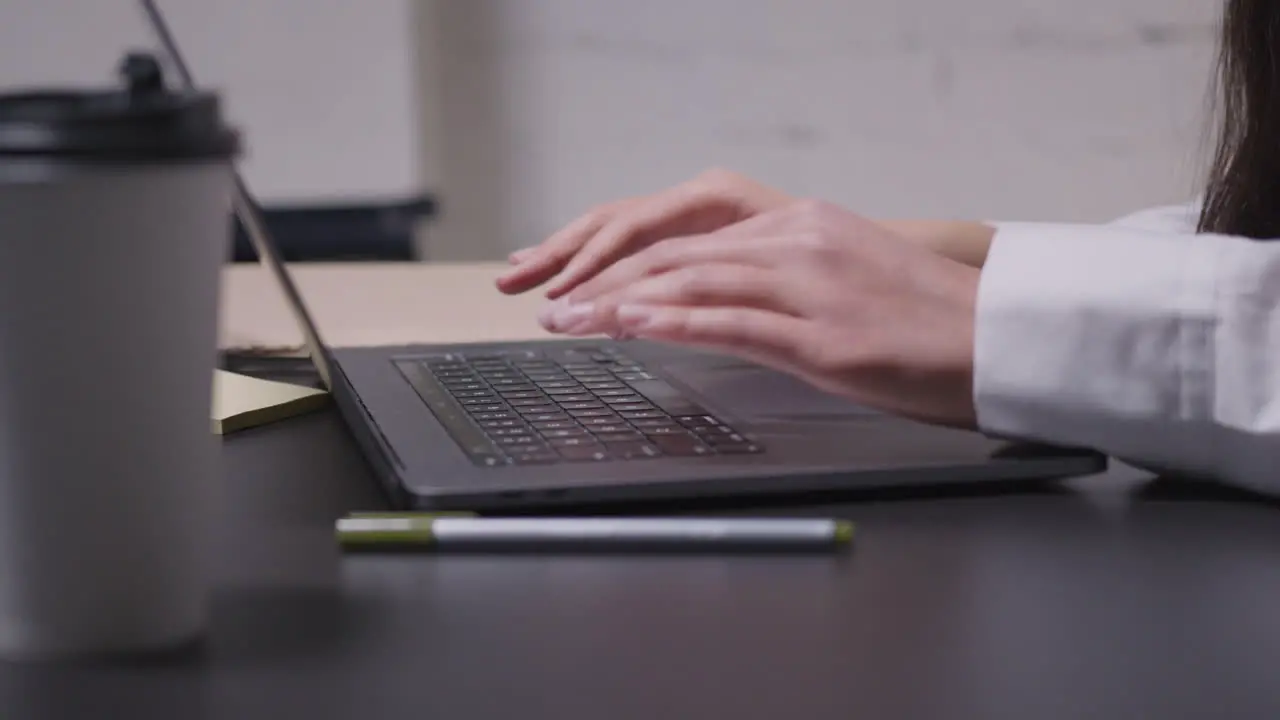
<box><xmin>510</xmin><ymin>248</ymin><xmax>534</xmax><ymax>264</ymax></box>
<box><xmin>536</xmin><ymin>302</ymin><xmax>558</xmax><ymax>330</ymax></box>
<box><xmin>545</xmin><ymin>268</ymin><xmax>578</xmax><ymax>298</ymax></box>
<box><xmin>556</xmin><ymin>303</ymin><xmax>595</xmax><ymax>330</ymax></box>
<box><xmin>615</xmin><ymin>304</ymin><xmax>651</xmax><ymax>330</ymax></box>
<box><xmin>541</xmin><ymin>301</ymin><xmax>595</xmax><ymax>332</ymax></box>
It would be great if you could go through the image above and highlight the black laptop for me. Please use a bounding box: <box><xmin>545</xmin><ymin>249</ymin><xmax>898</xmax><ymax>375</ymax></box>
<box><xmin>144</xmin><ymin>0</ymin><xmax>1105</xmax><ymax>511</ymax></box>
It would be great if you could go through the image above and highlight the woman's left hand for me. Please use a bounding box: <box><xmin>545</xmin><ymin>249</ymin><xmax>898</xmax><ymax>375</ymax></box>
<box><xmin>537</xmin><ymin>200</ymin><xmax>983</xmax><ymax>429</ymax></box>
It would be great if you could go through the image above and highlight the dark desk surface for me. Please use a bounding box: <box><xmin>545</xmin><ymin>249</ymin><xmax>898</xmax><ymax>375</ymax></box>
<box><xmin>3</xmin><ymin>408</ymin><xmax>1280</xmax><ymax>720</ymax></box>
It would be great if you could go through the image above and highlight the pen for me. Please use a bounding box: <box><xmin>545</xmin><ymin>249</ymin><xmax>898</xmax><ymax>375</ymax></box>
<box><xmin>335</xmin><ymin>514</ymin><xmax>854</xmax><ymax>553</ymax></box>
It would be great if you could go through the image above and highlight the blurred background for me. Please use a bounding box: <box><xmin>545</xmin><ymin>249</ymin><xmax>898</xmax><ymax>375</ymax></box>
<box><xmin>3</xmin><ymin>0</ymin><xmax>1219</xmax><ymax>263</ymax></box>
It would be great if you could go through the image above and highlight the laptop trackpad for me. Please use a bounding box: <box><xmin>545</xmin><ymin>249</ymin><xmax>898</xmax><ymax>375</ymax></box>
<box><xmin>660</xmin><ymin>359</ymin><xmax>878</xmax><ymax>422</ymax></box>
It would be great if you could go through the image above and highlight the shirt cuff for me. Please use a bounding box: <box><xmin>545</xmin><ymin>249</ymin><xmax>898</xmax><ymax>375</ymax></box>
<box><xmin>972</xmin><ymin>222</ymin><xmax>1220</xmax><ymax>474</ymax></box>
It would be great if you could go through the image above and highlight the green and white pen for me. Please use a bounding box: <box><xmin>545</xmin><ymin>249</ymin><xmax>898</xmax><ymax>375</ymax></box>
<box><xmin>336</xmin><ymin>513</ymin><xmax>854</xmax><ymax>553</ymax></box>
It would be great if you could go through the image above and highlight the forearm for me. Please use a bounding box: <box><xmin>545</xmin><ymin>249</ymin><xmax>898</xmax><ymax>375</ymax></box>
<box><xmin>876</xmin><ymin>219</ymin><xmax>997</xmax><ymax>267</ymax></box>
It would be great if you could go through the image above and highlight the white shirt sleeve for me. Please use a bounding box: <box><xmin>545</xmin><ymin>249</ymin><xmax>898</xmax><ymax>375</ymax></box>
<box><xmin>974</xmin><ymin>200</ymin><xmax>1280</xmax><ymax>493</ymax></box>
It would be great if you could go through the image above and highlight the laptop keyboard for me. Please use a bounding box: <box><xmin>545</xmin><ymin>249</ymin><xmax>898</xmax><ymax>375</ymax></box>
<box><xmin>394</xmin><ymin>346</ymin><xmax>762</xmax><ymax>467</ymax></box>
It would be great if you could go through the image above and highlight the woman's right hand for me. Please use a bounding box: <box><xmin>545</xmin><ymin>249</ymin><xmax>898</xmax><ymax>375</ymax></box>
<box><xmin>495</xmin><ymin>168</ymin><xmax>794</xmax><ymax>299</ymax></box>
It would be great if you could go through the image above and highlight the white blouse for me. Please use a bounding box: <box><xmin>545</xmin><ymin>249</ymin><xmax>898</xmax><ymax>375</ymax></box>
<box><xmin>975</xmin><ymin>200</ymin><xmax>1280</xmax><ymax>492</ymax></box>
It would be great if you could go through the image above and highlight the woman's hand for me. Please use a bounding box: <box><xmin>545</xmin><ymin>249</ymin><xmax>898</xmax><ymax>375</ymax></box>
<box><xmin>538</xmin><ymin>200</ymin><xmax>982</xmax><ymax>429</ymax></box>
<box><xmin>495</xmin><ymin>168</ymin><xmax>793</xmax><ymax>298</ymax></box>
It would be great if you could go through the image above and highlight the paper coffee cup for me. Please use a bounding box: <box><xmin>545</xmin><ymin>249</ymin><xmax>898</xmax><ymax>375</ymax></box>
<box><xmin>0</xmin><ymin>53</ymin><xmax>241</xmax><ymax>658</ymax></box>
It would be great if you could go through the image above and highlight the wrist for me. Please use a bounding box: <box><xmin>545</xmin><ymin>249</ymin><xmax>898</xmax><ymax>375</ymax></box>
<box><xmin>879</xmin><ymin>219</ymin><xmax>997</xmax><ymax>268</ymax></box>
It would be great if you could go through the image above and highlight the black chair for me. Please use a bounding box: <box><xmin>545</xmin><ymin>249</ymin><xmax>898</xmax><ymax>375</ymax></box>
<box><xmin>230</xmin><ymin>196</ymin><xmax>437</xmax><ymax>262</ymax></box>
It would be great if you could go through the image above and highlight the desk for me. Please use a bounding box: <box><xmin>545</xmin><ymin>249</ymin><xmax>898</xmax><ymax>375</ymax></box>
<box><xmin>217</xmin><ymin>262</ymin><xmax>555</xmax><ymax>350</ymax></box>
<box><xmin>5</xmin><ymin>264</ymin><xmax>1280</xmax><ymax>719</ymax></box>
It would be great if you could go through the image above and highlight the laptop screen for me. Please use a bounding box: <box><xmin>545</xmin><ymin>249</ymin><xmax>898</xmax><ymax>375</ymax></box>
<box><xmin>138</xmin><ymin>0</ymin><xmax>335</xmax><ymax>390</ymax></box>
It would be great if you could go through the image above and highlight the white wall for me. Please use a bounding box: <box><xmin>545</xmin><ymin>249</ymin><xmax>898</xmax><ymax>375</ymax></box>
<box><xmin>424</xmin><ymin>0</ymin><xmax>1222</xmax><ymax>260</ymax></box>
<box><xmin>3</xmin><ymin>1</ymin><xmax>1223</xmax><ymax>260</ymax></box>
<box><xmin>2</xmin><ymin>0</ymin><xmax>425</xmax><ymax>206</ymax></box>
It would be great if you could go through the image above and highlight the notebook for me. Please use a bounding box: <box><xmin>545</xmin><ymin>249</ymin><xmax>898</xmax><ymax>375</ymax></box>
<box><xmin>211</xmin><ymin>369</ymin><xmax>328</xmax><ymax>435</ymax></box>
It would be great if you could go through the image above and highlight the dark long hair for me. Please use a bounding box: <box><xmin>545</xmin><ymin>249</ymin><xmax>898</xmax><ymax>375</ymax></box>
<box><xmin>1198</xmin><ymin>0</ymin><xmax>1280</xmax><ymax>237</ymax></box>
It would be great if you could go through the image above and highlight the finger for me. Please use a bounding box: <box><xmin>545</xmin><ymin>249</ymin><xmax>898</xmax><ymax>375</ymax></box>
<box><xmin>568</xmin><ymin>229</ymin><xmax>794</xmax><ymax>304</ymax></box>
<box><xmin>613</xmin><ymin>304</ymin><xmax>818</xmax><ymax>378</ymax></box>
<box><xmin>495</xmin><ymin>203</ymin><xmax>625</xmax><ymax>294</ymax></box>
<box><xmin>602</xmin><ymin>263</ymin><xmax>803</xmax><ymax>323</ymax></box>
<box><xmin>496</xmin><ymin>217</ymin><xmax>603</xmax><ymax>294</ymax></box>
<box><xmin>546</xmin><ymin>263</ymin><xmax>796</xmax><ymax>337</ymax></box>
<box><xmin>543</xmin><ymin>185</ymin><xmax>712</xmax><ymax>299</ymax></box>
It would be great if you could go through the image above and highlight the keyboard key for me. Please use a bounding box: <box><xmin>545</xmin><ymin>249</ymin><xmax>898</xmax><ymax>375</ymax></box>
<box><xmin>487</xmin><ymin>378</ymin><xmax>529</xmax><ymax>388</ymax></box>
<box><xmin>601</xmin><ymin>395</ymin><xmax>645</xmax><ymax>406</ymax></box>
<box><xmin>611</xmin><ymin>403</ymin><xmax>655</xmax><ymax>413</ymax></box>
<box><xmin>536</xmin><ymin>380</ymin><xmax>580</xmax><ymax>390</ymax></box>
<box><xmin>478</xmin><ymin>371</ymin><xmax>522</xmax><ymax>384</ymax></box>
<box><xmin>620</xmin><ymin>410</ymin><xmax>665</xmax><ymax>420</ymax></box>
<box><xmin>584</xmin><ymin>422</ymin><xmax>631</xmax><ymax>433</ymax></box>
<box><xmin>496</xmin><ymin>436</ymin><xmax>543</xmax><ymax>447</ymax></box>
<box><xmin>533</xmin><ymin>420</ymin><xmax>579</xmax><ymax>431</ymax></box>
<box><xmin>554</xmin><ymin>393</ymin><xmax>596</xmax><ymax>404</ymax></box>
<box><xmin>582</xmin><ymin>381</ymin><xmax>625</xmax><ymax>391</ymax></box>
<box><xmin>593</xmin><ymin>431</ymin><xmax>643</xmax><ymax>443</ymax></box>
<box><xmin>473</xmin><ymin>411</ymin><xmax>516</xmax><ymax>422</ymax></box>
<box><xmin>559</xmin><ymin>362</ymin><xmax>598</xmax><ymax>372</ymax></box>
<box><xmin>568</xmin><ymin>370</ymin><xmax>610</xmax><ymax>380</ymax></box>
<box><xmin>507</xmin><ymin>397</ymin><xmax>551</xmax><ymax>408</ymax></box>
<box><xmin>511</xmin><ymin>451</ymin><xmax>560</xmax><ymax>465</ymax></box>
<box><xmin>692</xmin><ymin>424</ymin><xmax>736</xmax><ymax>436</ymax></box>
<box><xmin>471</xmin><ymin>365</ymin><xmax>509</xmax><ymax>376</ymax></box>
<box><xmin>544</xmin><ymin>386</ymin><xmax>587</xmax><ymax>396</ymax></box>
<box><xmin>549</xmin><ymin>436</ymin><xmax>597</xmax><ymax>447</ymax></box>
<box><xmin>678</xmin><ymin>415</ymin><xmax>721</xmax><ymax>427</ymax></box>
<box><xmin>570</xmin><ymin>408</ymin><xmax>617</xmax><ymax>419</ymax></box>
<box><xmin>615</xmin><ymin>371</ymin><xmax>656</xmax><ymax>382</ymax></box>
<box><xmin>516</xmin><ymin>405</ymin><xmax>561</xmax><ymax>417</ymax></box>
<box><xmin>525</xmin><ymin>412</ymin><xmax>569</xmax><ymax>423</ymax></box>
<box><xmin>462</xmin><ymin>402</ymin><xmax>506</xmax><ymax>413</ymax></box>
<box><xmin>556</xmin><ymin>444</ymin><xmax>610</xmax><ymax>462</ymax></box>
<box><xmin>593</xmin><ymin>388</ymin><xmax>637</xmax><ymax>398</ymax></box>
<box><xmin>650</xmin><ymin>434</ymin><xmax>711</xmax><ymax>456</ymax></box>
<box><xmin>500</xmin><ymin>391</ymin><xmax>543</xmax><ymax>401</ymax></box>
<box><xmin>524</xmin><ymin>373</ymin><xmax>571</xmax><ymax>382</ymax></box>
<box><xmin>560</xmin><ymin>401</ymin><xmax>605</xmax><ymax>412</ymax></box>
<box><xmin>442</xmin><ymin>380</ymin><xmax>486</xmax><ymax>390</ymax></box>
<box><xmin>428</xmin><ymin>365</ymin><xmax>469</xmax><ymax>375</ymax></box>
<box><xmin>480</xmin><ymin>419</ymin><xmax>523</xmax><ymax>429</ymax></box>
<box><xmin>603</xmin><ymin>440</ymin><xmax>661</xmax><ymax>459</ymax></box>
<box><xmin>630</xmin><ymin>418</ymin><xmax>676</xmax><ymax>429</ymax></box>
<box><xmin>641</xmin><ymin>426</ymin><xmax>690</xmax><ymax>436</ymax></box>
<box><xmin>496</xmin><ymin>385</ymin><xmax>539</xmax><ymax>395</ymax></box>
<box><xmin>704</xmin><ymin>432</ymin><xmax>750</xmax><ymax>445</ymax></box>
<box><xmin>498</xmin><ymin>350</ymin><xmax>545</xmax><ymax>361</ymax></box>
<box><xmin>453</xmin><ymin>390</ymin><xmax>496</xmax><ymax>400</ymax></box>
<box><xmin>488</xmin><ymin>427</ymin><xmax>532</xmax><ymax>438</ymax></box>
<box><xmin>541</xmin><ymin>428</ymin><xmax>589</xmax><ymax>439</ymax></box>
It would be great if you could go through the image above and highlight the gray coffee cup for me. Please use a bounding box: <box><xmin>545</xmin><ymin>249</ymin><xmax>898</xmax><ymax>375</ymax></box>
<box><xmin>0</xmin><ymin>53</ymin><xmax>241</xmax><ymax>659</ymax></box>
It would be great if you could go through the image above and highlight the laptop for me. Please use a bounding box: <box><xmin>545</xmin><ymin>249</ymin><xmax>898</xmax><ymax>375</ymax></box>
<box><xmin>142</xmin><ymin>0</ymin><xmax>1106</xmax><ymax>511</ymax></box>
